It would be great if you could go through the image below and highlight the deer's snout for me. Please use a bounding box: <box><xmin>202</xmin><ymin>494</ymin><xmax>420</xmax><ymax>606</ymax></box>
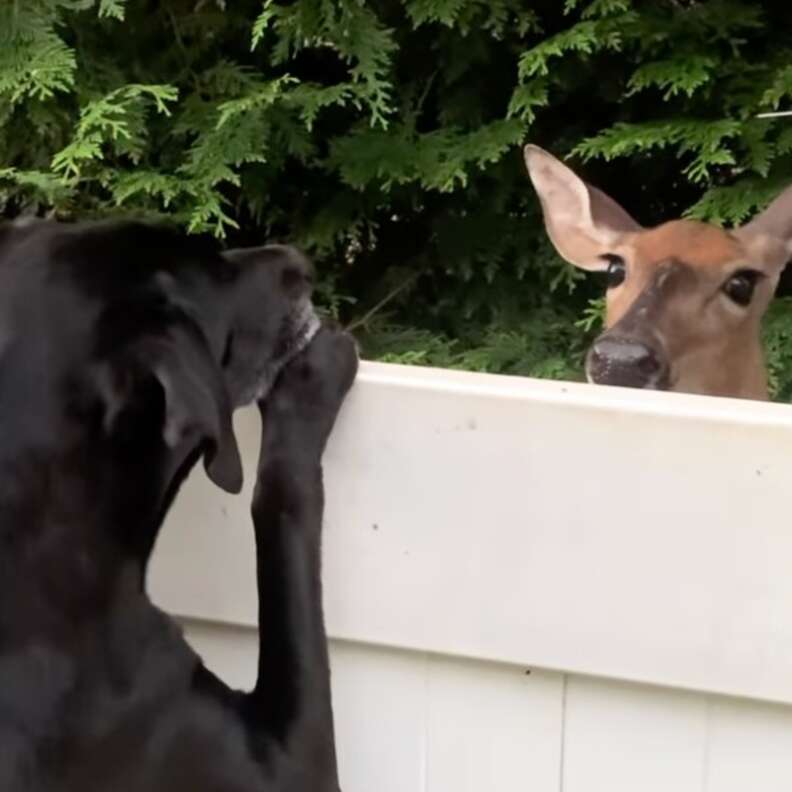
<box><xmin>586</xmin><ymin>335</ymin><xmax>670</xmax><ymax>390</ymax></box>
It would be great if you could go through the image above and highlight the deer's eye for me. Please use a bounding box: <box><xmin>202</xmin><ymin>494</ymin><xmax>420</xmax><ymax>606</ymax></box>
<box><xmin>603</xmin><ymin>255</ymin><xmax>626</xmax><ymax>289</ymax></box>
<box><xmin>722</xmin><ymin>269</ymin><xmax>762</xmax><ymax>307</ymax></box>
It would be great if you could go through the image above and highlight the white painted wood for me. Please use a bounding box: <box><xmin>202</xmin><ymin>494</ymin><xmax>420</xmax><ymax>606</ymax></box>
<box><xmin>562</xmin><ymin>675</ymin><xmax>709</xmax><ymax>792</ymax></box>
<box><xmin>150</xmin><ymin>362</ymin><xmax>792</xmax><ymax>705</ymax></box>
<box><xmin>179</xmin><ymin>618</ymin><xmax>792</xmax><ymax>792</ymax></box>
<box><xmin>179</xmin><ymin>620</ymin><xmax>428</xmax><ymax>792</ymax></box>
<box><xmin>327</xmin><ymin>641</ymin><xmax>429</xmax><ymax>792</ymax></box>
<box><xmin>179</xmin><ymin>613</ymin><xmax>792</xmax><ymax>792</ymax></box>
<box><xmin>706</xmin><ymin>696</ymin><xmax>792</xmax><ymax>792</ymax></box>
<box><xmin>178</xmin><ymin>619</ymin><xmax>258</xmax><ymax>690</ymax></box>
<box><xmin>180</xmin><ymin>618</ymin><xmax>565</xmax><ymax>792</ymax></box>
<box><xmin>424</xmin><ymin>656</ymin><xmax>562</xmax><ymax>792</ymax></box>
<box><xmin>148</xmin><ymin>361</ymin><xmax>792</xmax><ymax>788</ymax></box>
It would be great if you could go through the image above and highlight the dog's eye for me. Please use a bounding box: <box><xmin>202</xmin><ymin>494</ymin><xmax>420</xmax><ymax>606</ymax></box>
<box><xmin>722</xmin><ymin>269</ymin><xmax>762</xmax><ymax>307</ymax></box>
<box><xmin>602</xmin><ymin>255</ymin><xmax>626</xmax><ymax>289</ymax></box>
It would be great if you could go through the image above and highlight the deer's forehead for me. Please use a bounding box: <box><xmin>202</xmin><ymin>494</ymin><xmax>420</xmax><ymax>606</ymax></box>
<box><xmin>630</xmin><ymin>220</ymin><xmax>745</xmax><ymax>271</ymax></box>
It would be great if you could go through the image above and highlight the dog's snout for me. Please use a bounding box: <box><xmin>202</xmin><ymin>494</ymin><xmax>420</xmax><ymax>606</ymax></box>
<box><xmin>586</xmin><ymin>336</ymin><xmax>669</xmax><ymax>390</ymax></box>
<box><xmin>281</xmin><ymin>261</ymin><xmax>312</xmax><ymax>293</ymax></box>
<box><xmin>264</xmin><ymin>244</ymin><xmax>314</xmax><ymax>295</ymax></box>
<box><xmin>228</xmin><ymin>243</ymin><xmax>314</xmax><ymax>299</ymax></box>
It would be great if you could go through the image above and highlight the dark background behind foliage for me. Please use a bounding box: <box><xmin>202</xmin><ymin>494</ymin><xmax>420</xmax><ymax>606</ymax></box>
<box><xmin>5</xmin><ymin>0</ymin><xmax>792</xmax><ymax>397</ymax></box>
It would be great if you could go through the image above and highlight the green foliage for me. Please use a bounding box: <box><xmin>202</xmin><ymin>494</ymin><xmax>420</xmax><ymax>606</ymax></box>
<box><xmin>4</xmin><ymin>1</ymin><xmax>792</xmax><ymax>399</ymax></box>
<box><xmin>328</xmin><ymin>119</ymin><xmax>524</xmax><ymax>192</ymax></box>
<box><xmin>98</xmin><ymin>0</ymin><xmax>125</xmax><ymax>20</ymax></box>
<box><xmin>361</xmin><ymin>305</ymin><xmax>591</xmax><ymax>382</ymax></box>
<box><xmin>52</xmin><ymin>84</ymin><xmax>178</xmax><ymax>179</ymax></box>
<box><xmin>763</xmin><ymin>298</ymin><xmax>792</xmax><ymax>401</ymax></box>
<box><xmin>0</xmin><ymin>3</ymin><xmax>78</xmax><ymax>103</ymax></box>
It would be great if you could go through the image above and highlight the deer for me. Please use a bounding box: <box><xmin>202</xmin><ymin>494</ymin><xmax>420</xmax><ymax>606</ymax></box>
<box><xmin>523</xmin><ymin>144</ymin><xmax>792</xmax><ymax>400</ymax></box>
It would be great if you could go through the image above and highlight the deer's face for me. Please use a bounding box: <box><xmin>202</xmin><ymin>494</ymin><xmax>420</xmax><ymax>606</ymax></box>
<box><xmin>524</xmin><ymin>146</ymin><xmax>792</xmax><ymax>400</ymax></box>
<box><xmin>589</xmin><ymin>221</ymin><xmax>787</xmax><ymax>396</ymax></box>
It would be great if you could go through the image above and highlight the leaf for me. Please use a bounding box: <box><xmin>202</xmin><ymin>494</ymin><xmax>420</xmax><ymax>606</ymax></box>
<box><xmin>573</xmin><ymin>119</ymin><xmax>742</xmax><ymax>183</ymax></box>
<box><xmin>627</xmin><ymin>56</ymin><xmax>718</xmax><ymax>99</ymax></box>
<box><xmin>0</xmin><ymin>27</ymin><xmax>77</xmax><ymax>102</ymax></box>
<box><xmin>762</xmin><ymin>65</ymin><xmax>792</xmax><ymax>111</ymax></box>
<box><xmin>251</xmin><ymin>0</ymin><xmax>277</xmax><ymax>50</ymax></box>
<box><xmin>98</xmin><ymin>0</ymin><xmax>125</xmax><ymax>20</ymax></box>
<box><xmin>580</xmin><ymin>0</ymin><xmax>632</xmax><ymax>20</ymax></box>
<box><xmin>328</xmin><ymin>119</ymin><xmax>524</xmax><ymax>193</ymax></box>
<box><xmin>776</xmin><ymin>126</ymin><xmax>792</xmax><ymax>156</ymax></box>
<box><xmin>516</xmin><ymin>14</ymin><xmax>635</xmax><ymax>80</ymax></box>
<box><xmin>405</xmin><ymin>0</ymin><xmax>470</xmax><ymax>28</ymax></box>
<box><xmin>111</xmin><ymin>171</ymin><xmax>185</xmax><ymax>207</ymax></box>
<box><xmin>51</xmin><ymin>84</ymin><xmax>178</xmax><ymax>177</ymax></box>
<box><xmin>259</xmin><ymin>0</ymin><xmax>396</xmax><ymax>127</ymax></box>
<box><xmin>286</xmin><ymin>82</ymin><xmax>352</xmax><ymax>130</ymax></box>
<box><xmin>575</xmin><ymin>296</ymin><xmax>606</xmax><ymax>333</ymax></box>
<box><xmin>216</xmin><ymin>76</ymin><xmax>295</xmax><ymax>128</ymax></box>
<box><xmin>0</xmin><ymin>167</ymin><xmax>73</xmax><ymax>203</ymax></box>
<box><xmin>685</xmin><ymin>176</ymin><xmax>790</xmax><ymax>225</ymax></box>
<box><xmin>507</xmin><ymin>79</ymin><xmax>549</xmax><ymax>123</ymax></box>
<box><xmin>740</xmin><ymin>119</ymin><xmax>774</xmax><ymax>177</ymax></box>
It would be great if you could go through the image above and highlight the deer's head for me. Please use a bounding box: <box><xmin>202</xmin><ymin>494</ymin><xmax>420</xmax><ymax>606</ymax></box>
<box><xmin>524</xmin><ymin>145</ymin><xmax>792</xmax><ymax>400</ymax></box>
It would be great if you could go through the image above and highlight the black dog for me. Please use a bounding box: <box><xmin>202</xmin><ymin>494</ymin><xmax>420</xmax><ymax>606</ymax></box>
<box><xmin>0</xmin><ymin>219</ymin><xmax>357</xmax><ymax>791</ymax></box>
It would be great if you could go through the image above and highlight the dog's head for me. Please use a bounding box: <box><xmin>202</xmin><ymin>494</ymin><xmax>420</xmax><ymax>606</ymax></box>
<box><xmin>0</xmin><ymin>219</ymin><xmax>316</xmax><ymax>556</ymax></box>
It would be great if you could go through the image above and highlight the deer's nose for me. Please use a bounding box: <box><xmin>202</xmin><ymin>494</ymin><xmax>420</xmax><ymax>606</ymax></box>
<box><xmin>586</xmin><ymin>336</ymin><xmax>669</xmax><ymax>390</ymax></box>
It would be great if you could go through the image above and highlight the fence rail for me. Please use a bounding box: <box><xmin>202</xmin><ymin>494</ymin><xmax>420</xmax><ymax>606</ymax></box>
<box><xmin>150</xmin><ymin>363</ymin><xmax>792</xmax><ymax>791</ymax></box>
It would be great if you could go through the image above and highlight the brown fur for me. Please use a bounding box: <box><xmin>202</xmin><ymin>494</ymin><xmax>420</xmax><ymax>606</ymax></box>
<box><xmin>524</xmin><ymin>145</ymin><xmax>792</xmax><ymax>400</ymax></box>
<box><xmin>631</xmin><ymin>221</ymin><xmax>744</xmax><ymax>269</ymax></box>
<box><xmin>604</xmin><ymin>223</ymin><xmax>774</xmax><ymax>398</ymax></box>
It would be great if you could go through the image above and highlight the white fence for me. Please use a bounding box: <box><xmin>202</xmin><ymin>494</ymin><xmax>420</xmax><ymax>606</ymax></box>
<box><xmin>150</xmin><ymin>362</ymin><xmax>792</xmax><ymax>792</ymax></box>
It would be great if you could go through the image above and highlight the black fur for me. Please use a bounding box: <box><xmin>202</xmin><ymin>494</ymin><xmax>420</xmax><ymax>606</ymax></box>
<box><xmin>0</xmin><ymin>218</ymin><xmax>357</xmax><ymax>791</ymax></box>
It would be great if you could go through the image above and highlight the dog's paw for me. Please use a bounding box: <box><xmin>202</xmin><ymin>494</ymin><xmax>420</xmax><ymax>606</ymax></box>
<box><xmin>261</xmin><ymin>322</ymin><xmax>358</xmax><ymax>447</ymax></box>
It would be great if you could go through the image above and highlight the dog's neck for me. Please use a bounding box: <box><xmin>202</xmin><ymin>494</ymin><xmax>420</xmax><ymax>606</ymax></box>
<box><xmin>0</xmin><ymin>432</ymin><xmax>200</xmax><ymax>648</ymax></box>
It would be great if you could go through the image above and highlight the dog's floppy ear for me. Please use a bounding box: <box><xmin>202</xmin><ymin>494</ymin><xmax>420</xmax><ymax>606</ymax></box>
<box><xmin>96</xmin><ymin>321</ymin><xmax>243</xmax><ymax>494</ymax></box>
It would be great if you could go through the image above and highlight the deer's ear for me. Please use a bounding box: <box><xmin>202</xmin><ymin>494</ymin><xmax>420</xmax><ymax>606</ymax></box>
<box><xmin>734</xmin><ymin>183</ymin><xmax>792</xmax><ymax>273</ymax></box>
<box><xmin>524</xmin><ymin>144</ymin><xmax>641</xmax><ymax>271</ymax></box>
